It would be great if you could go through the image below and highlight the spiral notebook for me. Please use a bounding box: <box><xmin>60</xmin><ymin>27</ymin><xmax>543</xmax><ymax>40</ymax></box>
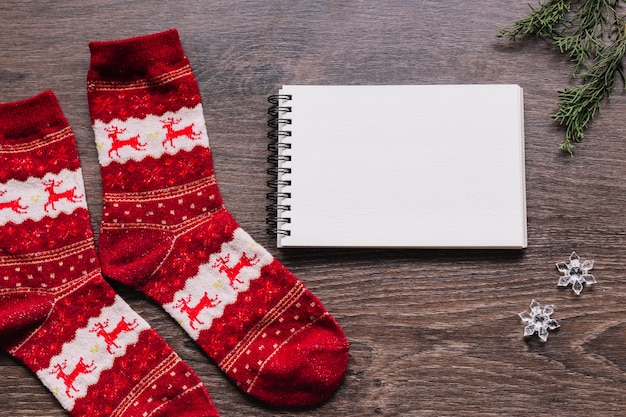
<box><xmin>267</xmin><ymin>84</ymin><xmax>526</xmax><ymax>248</ymax></box>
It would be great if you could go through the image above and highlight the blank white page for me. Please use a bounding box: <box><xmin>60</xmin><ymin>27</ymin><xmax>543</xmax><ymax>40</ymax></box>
<box><xmin>274</xmin><ymin>84</ymin><xmax>526</xmax><ymax>248</ymax></box>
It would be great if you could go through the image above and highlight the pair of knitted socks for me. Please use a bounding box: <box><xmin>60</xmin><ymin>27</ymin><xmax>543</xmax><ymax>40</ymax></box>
<box><xmin>0</xmin><ymin>29</ymin><xmax>349</xmax><ymax>416</ymax></box>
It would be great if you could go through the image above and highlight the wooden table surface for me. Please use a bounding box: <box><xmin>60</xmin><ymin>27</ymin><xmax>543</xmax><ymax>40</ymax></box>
<box><xmin>2</xmin><ymin>1</ymin><xmax>626</xmax><ymax>416</ymax></box>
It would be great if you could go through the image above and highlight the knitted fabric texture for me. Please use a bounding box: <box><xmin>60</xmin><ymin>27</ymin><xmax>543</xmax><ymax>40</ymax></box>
<box><xmin>87</xmin><ymin>29</ymin><xmax>349</xmax><ymax>407</ymax></box>
<box><xmin>0</xmin><ymin>91</ymin><xmax>220</xmax><ymax>417</ymax></box>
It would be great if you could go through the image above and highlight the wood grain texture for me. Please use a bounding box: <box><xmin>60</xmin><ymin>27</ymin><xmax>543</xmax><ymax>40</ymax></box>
<box><xmin>2</xmin><ymin>1</ymin><xmax>626</xmax><ymax>416</ymax></box>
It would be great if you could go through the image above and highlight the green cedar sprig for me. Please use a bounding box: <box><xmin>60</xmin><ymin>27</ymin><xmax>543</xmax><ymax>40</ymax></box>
<box><xmin>554</xmin><ymin>20</ymin><xmax>626</xmax><ymax>153</ymax></box>
<box><xmin>552</xmin><ymin>0</ymin><xmax>618</xmax><ymax>73</ymax></box>
<box><xmin>498</xmin><ymin>0</ymin><xmax>626</xmax><ymax>155</ymax></box>
<box><xmin>497</xmin><ymin>0</ymin><xmax>573</xmax><ymax>41</ymax></box>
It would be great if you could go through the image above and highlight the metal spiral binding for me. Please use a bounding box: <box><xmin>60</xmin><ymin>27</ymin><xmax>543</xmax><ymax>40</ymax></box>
<box><xmin>266</xmin><ymin>94</ymin><xmax>293</xmax><ymax>236</ymax></box>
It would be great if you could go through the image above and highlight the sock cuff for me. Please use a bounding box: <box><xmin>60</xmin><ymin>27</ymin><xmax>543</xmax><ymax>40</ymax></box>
<box><xmin>88</xmin><ymin>28</ymin><xmax>188</xmax><ymax>82</ymax></box>
<box><xmin>0</xmin><ymin>90</ymin><xmax>68</xmax><ymax>143</ymax></box>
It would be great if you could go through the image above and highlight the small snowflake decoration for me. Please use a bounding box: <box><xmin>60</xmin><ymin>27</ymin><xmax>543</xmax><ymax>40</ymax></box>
<box><xmin>556</xmin><ymin>251</ymin><xmax>596</xmax><ymax>295</ymax></box>
<box><xmin>518</xmin><ymin>299</ymin><xmax>560</xmax><ymax>342</ymax></box>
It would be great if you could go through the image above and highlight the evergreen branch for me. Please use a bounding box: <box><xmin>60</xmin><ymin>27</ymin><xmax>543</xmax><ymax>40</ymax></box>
<box><xmin>552</xmin><ymin>0</ymin><xmax>620</xmax><ymax>73</ymax></box>
<box><xmin>497</xmin><ymin>0</ymin><xmax>574</xmax><ymax>41</ymax></box>
<box><xmin>499</xmin><ymin>0</ymin><xmax>626</xmax><ymax>155</ymax></box>
<box><xmin>553</xmin><ymin>30</ymin><xmax>600</xmax><ymax>73</ymax></box>
<box><xmin>574</xmin><ymin>0</ymin><xmax>619</xmax><ymax>34</ymax></box>
<box><xmin>553</xmin><ymin>20</ymin><xmax>626</xmax><ymax>154</ymax></box>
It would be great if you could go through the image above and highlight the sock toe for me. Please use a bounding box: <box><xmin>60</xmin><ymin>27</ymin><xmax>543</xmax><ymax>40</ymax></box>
<box><xmin>246</xmin><ymin>313</ymin><xmax>349</xmax><ymax>407</ymax></box>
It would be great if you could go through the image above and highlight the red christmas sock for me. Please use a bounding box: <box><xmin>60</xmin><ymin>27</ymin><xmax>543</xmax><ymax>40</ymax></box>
<box><xmin>87</xmin><ymin>29</ymin><xmax>349</xmax><ymax>407</ymax></box>
<box><xmin>0</xmin><ymin>91</ymin><xmax>220</xmax><ymax>417</ymax></box>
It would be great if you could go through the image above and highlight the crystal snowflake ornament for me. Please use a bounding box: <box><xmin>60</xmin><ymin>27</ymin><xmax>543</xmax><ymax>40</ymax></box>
<box><xmin>518</xmin><ymin>299</ymin><xmax>560</xmax><ymax>342</ymax></box>
<box><xmin>556</xmin><ymin>251</ymin><xmax>596</xmax><ymax>295</ymax></box>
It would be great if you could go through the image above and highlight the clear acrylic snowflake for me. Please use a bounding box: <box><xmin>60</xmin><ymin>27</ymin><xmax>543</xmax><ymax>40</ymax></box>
<box><xmin>518</xmin><ymin>299</ymin><xmax>560</xmax><ymax>342</ymax></box>
<box><xmin>556</xmin><ymin>251</ymin><xmax>596</xmax><ymax>295</ymax></box>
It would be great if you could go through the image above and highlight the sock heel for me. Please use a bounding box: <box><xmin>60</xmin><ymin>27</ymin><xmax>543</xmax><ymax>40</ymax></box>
<box><xmin>0</xmin><ymin>291</ymin><xmax>53</xmax><ymax>343</ymax></box>
<box><xmin>98</xmin><ymin>226</ymin><xmax>174</xmax><ymax>289</ymax></box>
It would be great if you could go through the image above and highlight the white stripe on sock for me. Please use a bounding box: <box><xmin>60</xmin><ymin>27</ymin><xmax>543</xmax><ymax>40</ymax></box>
<box><xmin>36</xmin><ymin>295</ymin><xmax>151</xmax><ymax>410</ymax></box>
<box><xmin>163</xmin><ymin>228</ymin><xmax>274</xmax><ymax>339</ymax></box>
<box><xmin>0</xmin><ymin>168</ymin><xmax>87</xmax><ymax>226</ymax></box>
<box><xmin>93</xmin><ymin>104</ymin><xmax>209</xmax><ymax>167</ymax></box>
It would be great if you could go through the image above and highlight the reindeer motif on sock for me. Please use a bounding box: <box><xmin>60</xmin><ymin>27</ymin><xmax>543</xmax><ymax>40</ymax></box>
<box><xmin>160</xmin><ymin>117</ymin><xmax>202</xmax><ymax>148</ymax></box>
<box><xmin>174</xmin><ymin>292</ymin><xmax>220</xmax><ymax>331</ymax></box>
<box><xmin>49</xmin><ymin>358</ymin><xmax>96</xmax><ymax>399</ymax></box>
<box><xmin>0</xmin><ymin>189</ymin><xmax>28</xmax><ymax>214</ymax></box>
<box><xmin>90</xmin><ymin>316</ymin><xmax>140</xmax><ymax>354</ymax></box>
<box><xmin>105</xmin><ymin>126</ymin><xmax>146</xmax><ymax>158</ymax></box>
<box><xmin>212</xmin><ymin>252</ymin><xmax>260</xmax><ymax>289</ymax></box>
<box><xmin>42</xmin><ymin>179</ymin><xmax>83</xmax><ymax>212</ymax></box>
